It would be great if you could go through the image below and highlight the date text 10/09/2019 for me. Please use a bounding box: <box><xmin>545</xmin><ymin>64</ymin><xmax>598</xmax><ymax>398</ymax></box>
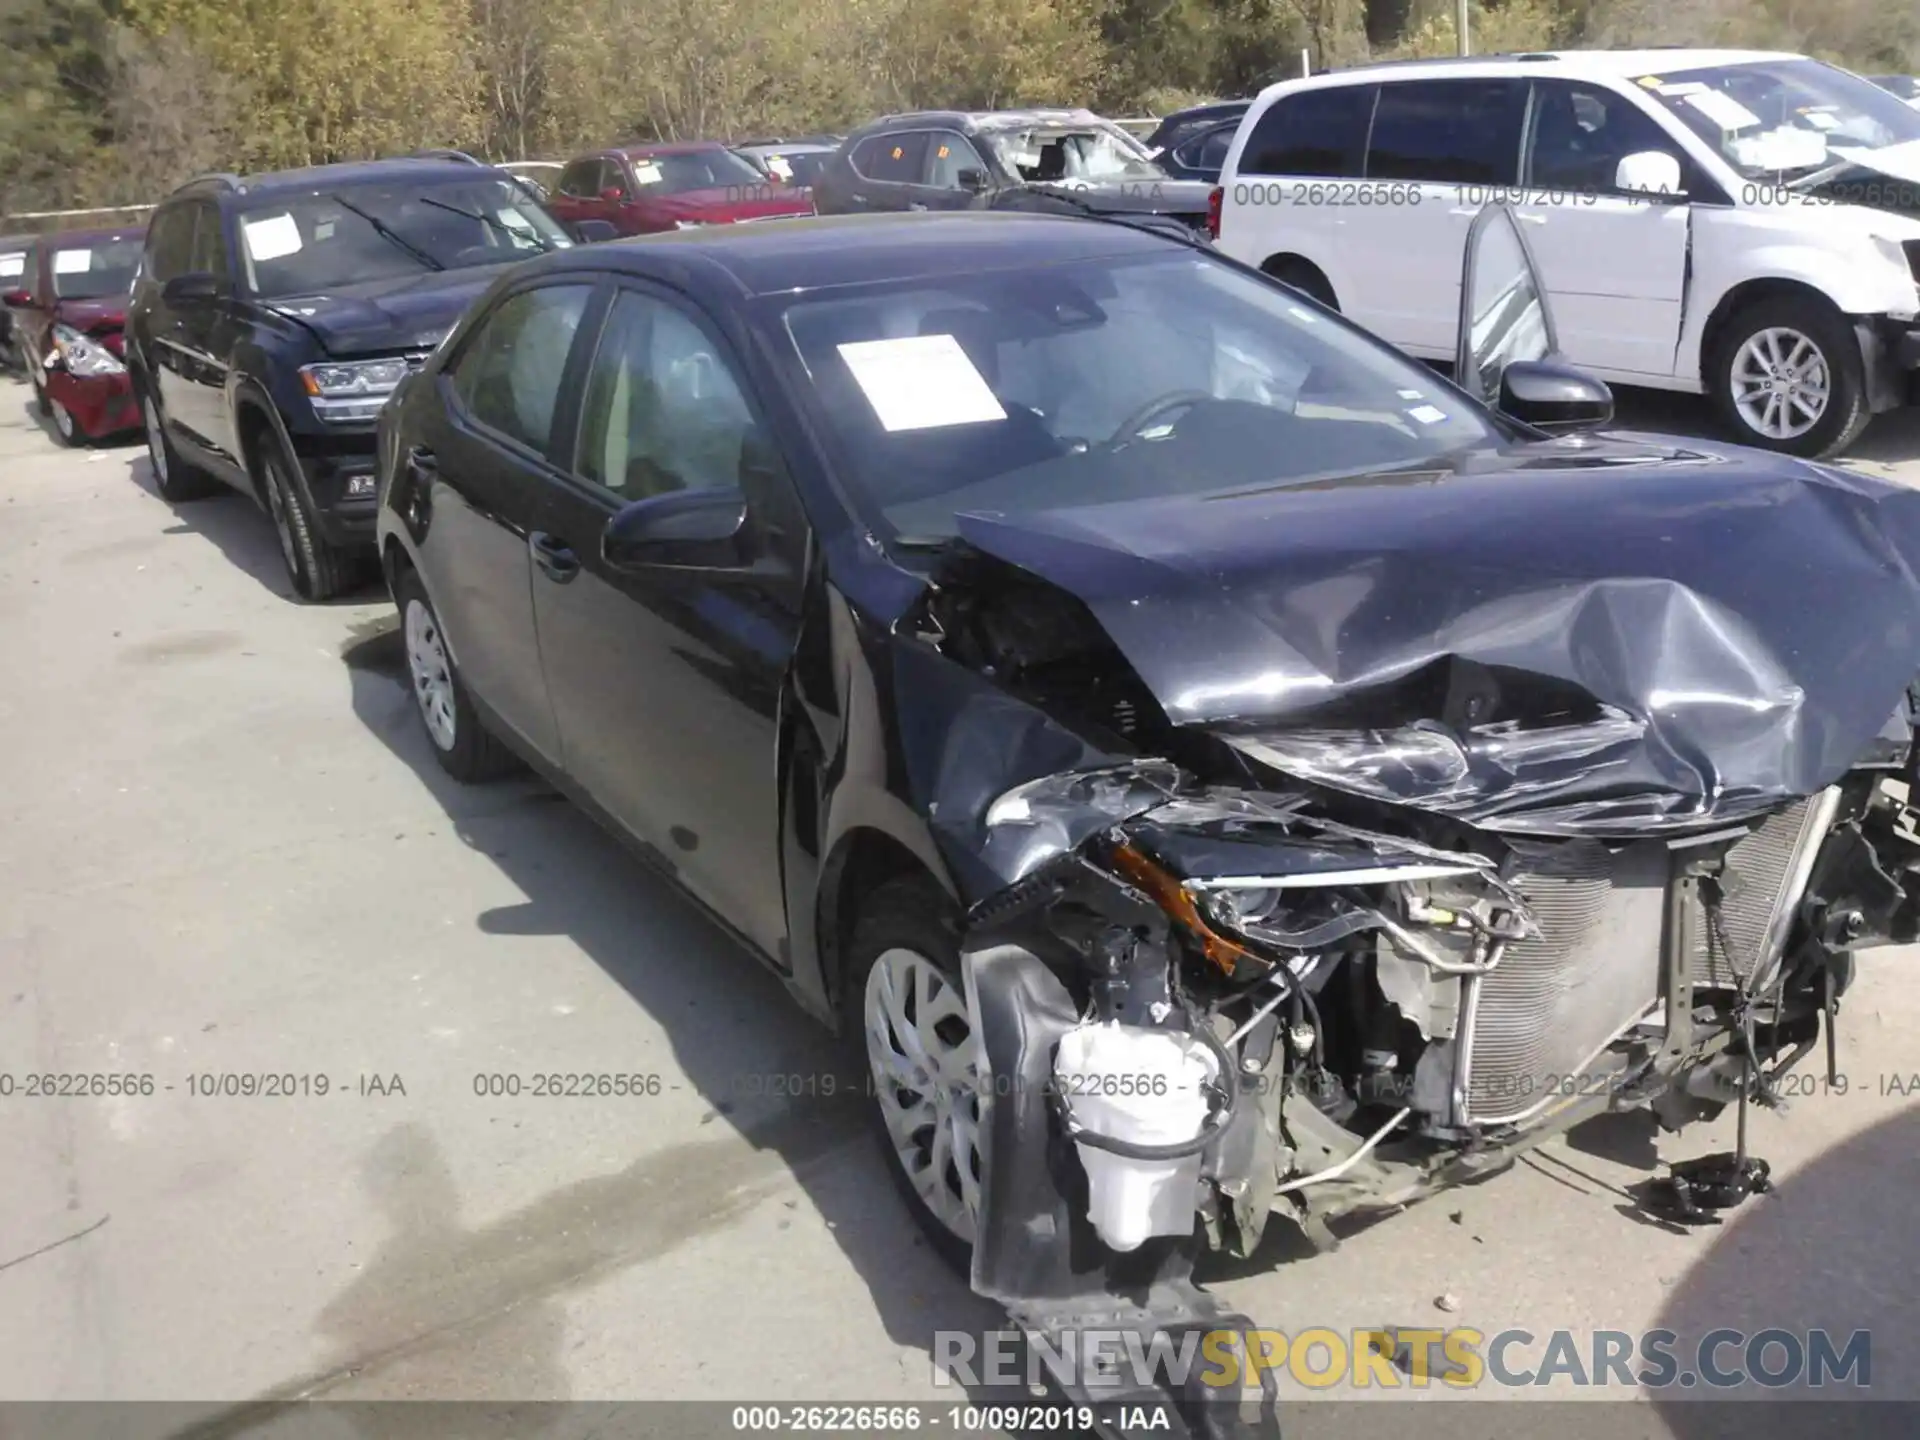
<box><xmin>0</xmin><ymin>1073</ymin><xmax>407</xmax><ymax>1098</ymax></box>
<box><xmin>731</xmin><ymin>1406</ymin><xmax>1101</xmax><ymax>1434</ymax></box>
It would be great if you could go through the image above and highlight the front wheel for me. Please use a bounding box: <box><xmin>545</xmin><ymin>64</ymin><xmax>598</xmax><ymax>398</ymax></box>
<box><xmin>49</xmin><ymin>395</ymin><xmax>81</xmax><ymax>447</ymax></box>
<box><xmin>1708</xmin><ymin>295</ymin><xmax>1870</xmax><ymax>459</ymax></box>
<box><xmin>259</xmin><ymin>443</ymin><xmax>358</xmax><ymax>602</ymax></box>
<box><xmin>841</xmin><ymin>879</ymin><xmax>982</xmax><ymax>1278</ymax></box>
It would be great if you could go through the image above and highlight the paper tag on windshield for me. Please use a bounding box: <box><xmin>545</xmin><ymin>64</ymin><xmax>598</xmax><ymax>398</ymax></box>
<box><xmin>837</xmin><ymin>334</ymin><xmax>1007</xmax><ymax>432</ymax></box>
<box><xmin>497</xmin><ymin>209</ymin><xmax>535</xmax><ymax>231</ymax></box>
<box><xmin>243</xmin><ymin>213</ymin><xmax>304</xmax><ymax>262</ymax></box>
<box><xmin>1408</xmin><ymin>404</ymin><xmax>1448</xmax><ymax>425</ymax></box>
<box><xmin>633</xmin><ymin>161</ymin><xmax>663</xmax><ymax>184</ymax></box>
<box><xmin>0</xmin><ymin>254</ymin><xmax>23</xmax><ymax>278</ymax></box>
<box><xmin>1683</xmin><ymin>90</ymin><xmax>1762</xmax><ymax>133</ymax></box>
<box><xmin>53</xmin><ymin>249</ymin><xmax>91</xmax><ymax>274</ymax></box>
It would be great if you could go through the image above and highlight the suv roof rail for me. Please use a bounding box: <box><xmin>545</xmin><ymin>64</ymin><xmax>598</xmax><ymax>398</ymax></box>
<box><xmin>410</xmin><ymin>148</ymin><xmax>489</xmax><ymax>166</ymax></box>
<box><xmin>182</xmin><ymin>172</ymin><xmax>245</xmax><ymax>193</ymax></box>
<box><xmin>1329</xmin><ymin>51</ymin><xmax>1561</xmax><ymax>73</ymax></box>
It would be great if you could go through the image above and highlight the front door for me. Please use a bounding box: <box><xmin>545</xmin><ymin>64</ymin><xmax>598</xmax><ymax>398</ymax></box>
<box><xmin>910</xmin><ymin>130</ymin><xmax>994</xmax><ymax>211</ymax></box>
<box><xmin>1514</xmin><ymin>80</ymin><xmax>1694</xmax><ymax>380</ymax></box>
<box><xmin>421</xmin><ymin>278</ymin><xmax>599</xmax><ymax>764</ymax></box>
<box><xmin>529</xmin><ymin>282</ymin><xmax>806</xmax><ymax>960</ymax></box>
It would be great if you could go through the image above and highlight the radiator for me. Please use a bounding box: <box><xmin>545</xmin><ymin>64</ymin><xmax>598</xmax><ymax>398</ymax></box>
<box><xmin>1685</xmin><ymin>791</ymin><xmax>1837</xmax><ymax>992</ymax></box>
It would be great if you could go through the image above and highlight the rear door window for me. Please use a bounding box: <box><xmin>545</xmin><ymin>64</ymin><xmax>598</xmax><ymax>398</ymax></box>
<box><xmin>1238</xmin><ymin>85</ymin><xmax>1377</xmax><ymax>177</ymax></box>
<box><xmin>851</xmin><ymin>133</ymin><xmax>931</xmax><ymax>183</ymax></box>
<box><xmin>1365</xmin><ymin>78</ymin><xmax>1528</xmax><ymax>184</ymax></box>
<box><xmin>450</xmin><ymin>283</ymin><xmax>596</xmax><ymax>455</ymax></box>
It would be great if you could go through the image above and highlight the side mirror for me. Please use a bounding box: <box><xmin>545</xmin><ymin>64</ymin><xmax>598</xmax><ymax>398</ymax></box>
<box><xmin>602</xmin><ymin>487</ymin><xmax>749</xmax><ymax>570</ymax></box>
<box><xmin>1496</xmin><ymin>360</ymin><xmax>1613</xmax><ymax>434</ymax></box>
<box><xmin>162</xmin><ymin>272</ymin><xmax>223</xmax><ymax>306</ymax></box>
<box><xmin>956</xmin><ymin>168</ymin><xmax>988</xmax><ymax>192</ymax></box>
<box><xmin>1614</xmin><ymin>150</ymin><xmax>1684</xmax><ymax>199</ymax></box>
<box><xmin>1456</xmin><ymin>203</ymin><xmax>1559</xmax><ymax>406</ymax></box>
<box><xmin>572</xmin><ymin>219</ymin><xmax>619</xmax><ymax>244</ymax></box>
<box><xmin>1</xmin><ymin>288</ymin><xmax>29</xmax><ymax>309</ymax></box>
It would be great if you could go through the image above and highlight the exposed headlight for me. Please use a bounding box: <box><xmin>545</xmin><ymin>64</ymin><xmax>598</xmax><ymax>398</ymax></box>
<box><xmin>51</xmin><ymin>323</ymin><xmax>124</xmax><ymax>378</ymax></box>
<box><xmin>300</xmin><ymin>357</ymin><xmax>413</xmax><ymax>423</ymax></box>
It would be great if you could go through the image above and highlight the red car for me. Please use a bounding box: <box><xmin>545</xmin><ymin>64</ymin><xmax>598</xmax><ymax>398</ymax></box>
<box><xmin>3</xmin><ymin>225</ymin><xmax>143</xmax><ymax>446</ymax></box>
<box><xmin>547</xmin><ymin>142</ymin><xmax>815</xmax><ymax>237</ymax></box>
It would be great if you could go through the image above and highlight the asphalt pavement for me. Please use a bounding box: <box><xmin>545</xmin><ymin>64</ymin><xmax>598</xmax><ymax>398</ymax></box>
<box><xmin>3</xmin><ymin>378</ymin><xmax>1920</xmax><ymax>1433</ymax></box>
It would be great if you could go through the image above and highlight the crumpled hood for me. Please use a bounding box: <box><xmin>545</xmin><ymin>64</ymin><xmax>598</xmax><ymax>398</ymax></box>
<box><xmin>952</xmin><ymin>435</ymin><xmax>1920</xmax><ymax>835</ymax></box>
<box><xmin>265</xmin><ymin>265</ymin><xmax>510</xmax><ymax>356</ymax></box>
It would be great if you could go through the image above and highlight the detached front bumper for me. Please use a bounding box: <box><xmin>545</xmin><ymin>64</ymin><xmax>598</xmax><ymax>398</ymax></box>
<box><xmin>47</xmin><ymin>370</ymin><xmax>137</xmax><ymax>439</ymax></box>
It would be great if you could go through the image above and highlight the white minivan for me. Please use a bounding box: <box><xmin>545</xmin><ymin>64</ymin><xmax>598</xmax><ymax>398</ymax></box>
<box><xmin>1214</xmin><ymin>50</ymin><xmax>1920</xmax><ymax>457</ymax></box>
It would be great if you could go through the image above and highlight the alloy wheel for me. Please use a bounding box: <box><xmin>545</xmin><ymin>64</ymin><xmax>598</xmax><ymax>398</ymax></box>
<box><xmin>143</xmin><ymin>398</ymin><xmax>169</xmax><ymax>485</ymax></box>
<box><xmin>51</xmin><ymin>399</ymin><xmax>74</xmax><ymax>442</ymax></box>
<box><xmin>404</xmin><ymin>597</ymin><xmax>458</xmax><ymax>752</ymax></box>
<box><xmin>862</xmin><ymin>946</ymin><xmax>983</xmax><ymax>1243</ymax></box>
<box><xmin>1731</xmin><ymin>327</ymin><xmax>1830</xmax><ymax>442</ymax></box>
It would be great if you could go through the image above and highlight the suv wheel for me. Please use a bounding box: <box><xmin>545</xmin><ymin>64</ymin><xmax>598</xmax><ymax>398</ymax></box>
<box><xmin>141</xmin><ymin>392</ymin><xmax>218</xmax><ymax>502</ymax></box>
<box><xmin>259</xmin><ymin>443</ymin><xmax>356</xmax><ymax>602</ymax></box>
<box><xmin>394</xmin><ymin>568</ymin><xmax>518</xmax><ymax>781</ymax></box>
<box><xmin>1709</xmin><ymin>294</ymin><xmax>1870</xmax><ymax>459</ymax></box>
<box><xmin>841</xmin><ymin>878</ymin><xmax>981</xmax><ymax>1277</ymax></box>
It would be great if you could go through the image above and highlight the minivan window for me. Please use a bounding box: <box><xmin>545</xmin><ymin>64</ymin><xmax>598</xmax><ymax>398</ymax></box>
<box><xmin>1239</xmin><ymin>85</ymin><xmax>1377</xmax><ymax>177</ymax></box>
<box><xmin>1526</xmin><ymin>81</ymin><xmax>1689</xmax><ymax>194</ymax></box>
<box><xmin>235</xmin><ymin>177</ymin><xmax>568</xmax><ymax>297</ymax></box>
<box><xmin>1635</xmin><ymin>57</ymin><xmax>1920</xmax><ymax>182</ymax></box>
<box><xmin>51</xmin><ymin>237</ymin><xmax>143</xmax><ymax>299</ymax></box>
<box><xmin>1366</xmin><ymin>79</ymin><xmax>1528</xmax><ymax>185</ymax></box>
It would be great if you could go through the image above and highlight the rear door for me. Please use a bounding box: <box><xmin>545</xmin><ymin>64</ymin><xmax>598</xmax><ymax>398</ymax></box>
<box><xmin>1351</xmin><ymin>76</ymin><xmax>1530</xmax><ymax>355</ymax></box>
<box><xmin>1515</xmin><ymin>79</ymin><xmax>1697</xmax><ymax>380</ymax></box>
<box><xmin>167</xmin><ymin>201</ymin><xmax>240</xmax><ymax>459</ymax></box>
<box><xmin>528</xmin><ymin>281</ymin><xmax>807</xmax><ymax>959</ymax></box>
<box><xmin>417</xmin><ymin>277</ymin><xmax>600</xmax><ymax>765</ymax></box>
<box><xmin>842</xmin><ymin>132</ymin><xmax>931</xmax><ymax>212</ymax></box>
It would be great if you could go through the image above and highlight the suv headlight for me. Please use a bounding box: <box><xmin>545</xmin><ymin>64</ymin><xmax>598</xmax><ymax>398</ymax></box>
<box><xmin>300</xmin><ymin>357</ymin><xmax>413</xmax><ymax>423</ymax></box>
<box><xmin>51</xmin><ymin>323</ymin><xmax>125</xmax><ymax>378</ymax></box>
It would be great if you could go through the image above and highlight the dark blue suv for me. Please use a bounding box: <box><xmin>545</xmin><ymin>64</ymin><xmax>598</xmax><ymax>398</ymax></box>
<box><xmin>127</xmin><ymin>156</ymin><xmax>573</xmax><ymax>600</ymax></box>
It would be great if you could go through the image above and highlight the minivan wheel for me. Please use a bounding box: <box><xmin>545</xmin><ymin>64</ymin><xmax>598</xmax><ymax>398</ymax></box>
<box><xmin>1709</xmin><ymin>295</ymin><xmax>1870</xmax><ymax>459</ymax></box>
<box><xmin>260</xmin><ymin>444</ymin><xmax>354</xmax><ymax>601</ymax></box>
<box><xmin>141</xmin><ymin>392</ymin><xmax>218</xmax><ymax>502</ymax></box>
<box><xmin>393</xmin><ymin>568</ymin><xmax>518</xmax><ymax>782</ymax></box>
<box><xmin>842</xmin><ymin>879</ymin><xmax>981</xmax><ymax>1277</ymax></box>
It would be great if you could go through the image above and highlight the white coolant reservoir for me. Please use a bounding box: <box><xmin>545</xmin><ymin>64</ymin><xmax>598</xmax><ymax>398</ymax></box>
<box><xmin>1053</xmin><ymin>1022</ymin><xmax>1220</xmax><ymax>1252</ymax></box>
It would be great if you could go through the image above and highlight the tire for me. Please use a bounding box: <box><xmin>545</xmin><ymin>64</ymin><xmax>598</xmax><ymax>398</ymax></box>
<box><xmin>840</xmin><ymin>878</ymin><xmax>979</xmax><ymax>1277</ymax></box>
<box><xmin>393</xmin><ymin>567</ymin><xmax>519</xmax><ymax>782</ymax></box>
<box><xmin>259</xmin><ymin>440</ymin><xmax>357</xmax><ymax>602</ymax></box>
<box><xmin>140</xmin><ymin>390</ymin><xmax>220</xmax><ymax>502</ymax></box>
<box><xmin>48</xmin><ymin>395</ymin><xmax>81</xmax><ymax>447</ymax></box>
<box><xmin>1707</xmin><ymin>293</ymin><xmax>1871</xmax><ymax>459</ymax></box>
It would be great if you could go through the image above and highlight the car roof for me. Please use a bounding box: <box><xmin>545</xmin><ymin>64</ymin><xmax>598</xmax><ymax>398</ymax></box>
<box><xmin>1263</xmin><ymin>46</ymin><xmax>1805</xmax><ymax>94</ymax></box>
<box><xmin>737</xmin><ymin>141</ymin><xmax>836</xmax><ymax>154</ymax></box>
<box><xmin>184</xmin><ymin>157</ymin><xmax>503</xmax><ymax>202</ymax></box>
<box><xmin>861</xmin><ymin>107</ymin><xmax>1113</xmax><ymax>134</ymax></box>
<box><xmin>617</xmin><ymin>141</ymin><xmax>734</xmax><ymax>158</ymax></box>
<box><xmin>1159</xmin><ymin>100</ymin><xmax>1251</xmax><ymax>123</ymax></box>
<box><xmin>529</xmin><ymin>211</ymin><xmax>1177</xmax><ymax>299</ymax></box>
<box><xmin>40</xmin><ymin>226</ymin><xmax>146</xmax><ymax>248</ymax></box>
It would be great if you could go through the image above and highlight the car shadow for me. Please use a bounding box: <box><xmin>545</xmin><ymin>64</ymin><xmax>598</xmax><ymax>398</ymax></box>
<box><xmin>121</xmin><ymin>453</ymin><xmax>381</xmax><ymax>605</ymax></box>
<box><xmin>190</xmin><ymin>610</ymin><xmax>1011</xmax><ymax>1422</ymax></box>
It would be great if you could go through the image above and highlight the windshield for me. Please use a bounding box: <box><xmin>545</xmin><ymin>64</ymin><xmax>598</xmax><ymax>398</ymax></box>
<box><xmin>981</xmin><ymin>122</ymin><xmax>1165</xmax><ymax>184</ymax></box>
<box><xmin>51</xmin><ymin>237</ymin><xmax>142</xmax><ymax>299</ymax></box>
<box><xmin>631</xmin><ymin>149</ymin><xmax>766</xmax><ymax>194</ymax></box>
<box><xmin>1636</xmin><ymin>58</ymin><xmax>1920</xmax><ymax>181</ymax></box>
<box><xmin>778</xmin><ymin>250</ymin><xmax>1499</xmax><ymax>544</ymax></box>
<box><xmin>236</xmin><ymin>177</ymin><xmax>569</xmax><ymax>298</ymax></box>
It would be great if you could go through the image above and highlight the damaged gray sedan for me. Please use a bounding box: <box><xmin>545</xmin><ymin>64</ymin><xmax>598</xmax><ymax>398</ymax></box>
<box><xmin>377</xmin><ymin>202</ymin><xmax>1920</xmax><ymax>1436</ymax></box>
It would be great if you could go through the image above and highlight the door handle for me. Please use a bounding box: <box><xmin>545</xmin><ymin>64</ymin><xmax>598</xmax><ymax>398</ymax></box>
<box><xmin>529</xmin><ymin>531</ymin><xmax>581</xmax><ymax>583</ymax></box>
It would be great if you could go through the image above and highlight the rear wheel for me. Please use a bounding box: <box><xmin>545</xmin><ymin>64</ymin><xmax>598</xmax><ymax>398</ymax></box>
<box><xmin>841</xmin><ymin>879</ymin><xmax>981</xmax><ymax>1277</ymax></box>
<box><xmin>394</xmin><ymin>568</ymin><xmax>519</xmax><ymax>782</ymax></box>
<box><xmin>1708</xmin><ymin>294</ymin><xmax>1870</xmax><ymax>459</ymax></box>
<box><xmin>1263</xmin><ymin>256</ymin><xmax>1338</xmax><ymax>311</ymax></box>
<box><xmin>141</xmin><ymin>391</ymin><xmax>219</xmax><ymax>502</ymax></box>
